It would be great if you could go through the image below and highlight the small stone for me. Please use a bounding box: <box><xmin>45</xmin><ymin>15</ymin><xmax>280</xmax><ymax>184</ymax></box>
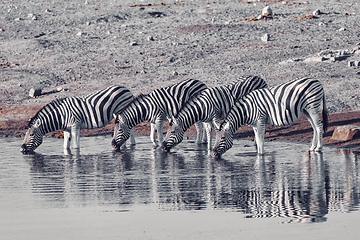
<box><xmin>147</xmin><ymin>36</ymin><xmax>155</xmax><ymax>41</ymax></box>
<box><xmin>348</xmin><ymin>61</ymin><xmax>355</xmax><ymax>67</ymax></box>
<box><xmin>304</xmin><ymin>56</ymin><xmax>325</xmax><ymax>62</ymax></box>
<box><xmin>355</xmin><ymin>61</ymin><xmax>360</xmax><ymax>67</ymax></box>
<box><xmin>173</xmin><ymin>71</ymin><xmax>178</xmax><ymax>76</ymax></box>
<box><xmin>56</xmin><ymin>87</ymin><xmax>64</xmax><ymax>92</ymax></box>
<box><xmin>130</xmin><ymin>42</ymin><xmax>138</xmax><ymax>46</ymax></box>
<box><xmin>29</xmin><ymin>88</ymin><xmax>42</xmax><ymax>98</ymax></box>
<box><xmin>312</xmin><ymin>9</ymin><xmax>321</xmax><ymax>16</ymax></box>
<box><xmin>76</xmin><ymin>32</ymin><xmax>83</xmax><ymax>36</ymax></box>
<box><xmin>262</xmin><ymin>6</ymin><xmax>273</xmax><ymax>16</ymax></box>
<box><xmin>338</xmin><ymin>27</ymin><xmax>346</xmax><ymax>31</ymax></box>
<box><xmin>261</xmin><ymin>33</ymin><xmax>270</xmax><ymax>42</ymax></box>
<box><xmin>332</xmin><ymin>125</ymin><xmax>360</xmax><ymax>141</ymax></box>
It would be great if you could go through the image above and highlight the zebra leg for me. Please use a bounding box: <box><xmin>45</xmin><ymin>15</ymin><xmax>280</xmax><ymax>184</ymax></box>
<box><xmin>129</xmin><ymin>128</ymin><xmax>136</xmax><ymax>145</ymax></box>
<box><xmin>204</xmin><ymin>122</ymin><xmax>213</xmax><ymax>150</ymax></box>
<box><xmin>194</xmin><ymin>122</ymin><xmax>204</xmax><ymax>144</ymax></box>
<box><xmin>63</xmin><ymin>129</ymin><xmax>71</xmax><ymax>150</ymax></box>
<box><xmin>254</xmin><ymin>119</ymin><xmax>266</xmax><ymax>155</ymax></box>
<box><xmin>71</xmin><ymin>125</ymin><xmax>81</xmax><ymax>149</ymax></box>
<box><xmin>304</xmin><ymin>109</ymin><xmax>323</xmax><ymax>152</ymax></box>
<box><xmin>150</xmin><ymin>123</ymin><xmax>157</xmax><ymax>147</ymax></box>
<box><xmin>155</xmin><ymin>119</ymin><xmax>164</xmax><ymax>146</ymax></box>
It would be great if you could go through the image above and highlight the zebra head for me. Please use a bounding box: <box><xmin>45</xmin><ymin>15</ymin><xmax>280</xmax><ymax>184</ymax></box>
<box><xmin>212</xmin><ymin>121</ymin><xmax>234</xmax><ymax>157</ymax></box>
<box><xmin>21</xmin><ymin>118</ymin><xmax>43</xmax><ymax>154</ymax></box>
<box><xmin>162</xmin><ymin>119</ymin><xmax>184</xmax><ymax>152</ymax></box>
<box><xmin>112</xmin><ymin>114</ymin><xmax>131</xmax><ymax>151</ymax></box>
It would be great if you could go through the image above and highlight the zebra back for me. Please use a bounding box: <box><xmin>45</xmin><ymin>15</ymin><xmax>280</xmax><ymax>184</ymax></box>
<box><xmin>77</xmin><ymin>85</ymin><xmax>134</xmax><ymax>129</ymax></box>
<box><xmin>149</xmin><ymin>79</ymin><xmax>207</xmax><ymax>118</ymax></box>
<box><xmin>232</xmin><ymin>76</ymin><xmax>268</xmax><ymax>101</ymax></box>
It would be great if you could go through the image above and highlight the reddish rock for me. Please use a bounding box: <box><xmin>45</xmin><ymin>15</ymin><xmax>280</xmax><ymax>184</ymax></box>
<box><xmin>332</xmin><ymin>125</ymin><xmax>360</xmax><ymax>141</ymax></box>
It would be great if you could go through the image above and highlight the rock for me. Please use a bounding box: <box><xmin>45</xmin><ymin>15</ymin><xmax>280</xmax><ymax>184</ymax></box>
<box><xmin>147</xmin><ymin>36</ymin><xmax>155</xmax><ymax>41</ymax></box>
<box><xmin>262</xmin><ymin>6</ymin><xmax>272</xmax><ymax>16</ymax></box>
<box><xmin>29</xmin><ymin>88</ymin><xmax>42</xmax><ymax>98</ymax></box>
<box><xmin>261</xmin><ymin>33</ymin><xmax>270</xmax><ymax>42</ymax></box>
<box><xmin>332</xmin><ymin>125</ymin><xmax>360</xmax><ymax>141</ymax></box>
<box><xmin>338</xmin><ymin>27</ymin><xmax>346</xmax><ymax>31</ymax></box>
<box><xmin>56</xmin><ymin>87</ymin><xmax>64</xmax><ymax>92</ymax></box>
<box><xmin>312</xmin><ymin>9</ymin><xmax>321</xmax><ymax>16</ymax></box>
<box><xmin>304</xmin><ymin>56</ymin><xmax>325</xmax><ymax>62</ymax></box>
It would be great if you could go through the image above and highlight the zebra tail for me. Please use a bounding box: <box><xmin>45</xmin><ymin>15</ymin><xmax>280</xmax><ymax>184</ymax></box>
<box><xmin>322</xmin><ymin>93</ymin><xmax>329</xmax><ymax>133</ymax></box>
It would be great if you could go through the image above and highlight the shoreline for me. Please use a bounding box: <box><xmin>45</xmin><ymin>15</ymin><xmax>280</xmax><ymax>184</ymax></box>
<box><xmin>2</xmin><ymin>106</ymin><xmax>360</xmax><ymax>153</ymax></box>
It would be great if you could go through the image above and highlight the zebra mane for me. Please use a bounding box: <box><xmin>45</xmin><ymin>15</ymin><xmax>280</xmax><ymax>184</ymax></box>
<box><xmin>28</xmin><ymin>98</ymin><xmax>66</xmax><ymax>128</ymax></box>
<box><xmin>117</xmin><ymin>93</ymin><xmax>146</xmax><ymax>116</ymax></box>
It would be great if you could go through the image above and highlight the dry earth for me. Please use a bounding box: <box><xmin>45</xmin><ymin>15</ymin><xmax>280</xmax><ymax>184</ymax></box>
<box><xmin>1</xmin><ymin>0</ymin><xmax>360</xmax><ymax>150</ymax></box>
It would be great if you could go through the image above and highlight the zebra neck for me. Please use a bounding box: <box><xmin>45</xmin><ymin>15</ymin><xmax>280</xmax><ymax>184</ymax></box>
<box><xmin>177</xmin><ymin>101</ymin><xmax>208</xmax><ymax>131</ymax></box>
<box><xmin>121</xmin><ymin>98</ymin><xmax>153</xmax><ymax>128</ymax></box>
<box><xmin>228</xmin><ymin>101</ymin><xmax>250</xmax><ymax>131</ymax></box>
<box><xmin>38</xmin><ymin>114</ymin><xmax>65</xmax><ymax>135</ymax></box>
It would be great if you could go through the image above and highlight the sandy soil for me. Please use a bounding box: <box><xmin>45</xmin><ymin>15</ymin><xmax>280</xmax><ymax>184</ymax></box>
<box><xmin>1</xmin><ymin>0</ymin><xmax>359</xmax><ymax>150</ymax></box>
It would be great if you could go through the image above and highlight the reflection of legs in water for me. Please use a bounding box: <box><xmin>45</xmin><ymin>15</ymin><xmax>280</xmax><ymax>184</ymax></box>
<box><xmin>341</xmin><ymin>149</ymin><xmax>359</xmax><ymax>212</ymax></box>
<box><xmin>298</xmin><ymin>151</ymin><xmax>327</xmax><ymax>223</ymax></box>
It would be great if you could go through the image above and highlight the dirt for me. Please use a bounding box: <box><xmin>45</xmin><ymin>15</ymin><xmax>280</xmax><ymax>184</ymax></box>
<box><xmin>1</xmin><ymin>0</ymin><xmax>360</xmax><ymax>151</ymax></box>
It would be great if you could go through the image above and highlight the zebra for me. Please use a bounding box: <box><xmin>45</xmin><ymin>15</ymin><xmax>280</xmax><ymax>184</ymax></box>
<box><xmin>21</xmin><ymin>85</ymin><xmax>135</xmax><ymax>154</ymax></box>
<box><xmin>161</xmin><ymin>76</ymin><xmax>267</xmax><ymax>152</ymax></box>
<box><xmin>111</xmin><ymin>79</ymin><xmax>207</xmax><ymax>150</ymax></box>
<box><xmin>212</xmin><ymin>77</ymin><xmax>328</xmax><ymax>156</ymax></box>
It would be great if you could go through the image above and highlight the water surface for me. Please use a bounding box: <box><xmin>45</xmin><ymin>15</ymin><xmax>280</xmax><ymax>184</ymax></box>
<box><xmin>1</xmin><ymin>136</ymin><xmax>359</xmax><ymax>239</ymax></box>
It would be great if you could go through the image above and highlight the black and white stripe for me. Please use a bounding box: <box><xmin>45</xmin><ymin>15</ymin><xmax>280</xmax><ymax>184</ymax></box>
<box><xmin>21</xmin><ymin>85</ymin><xmax>134</xmax><ymax>154</ymax></box>
<box><xmin>212</xmin><ymin>77</ymin><xmax>328</xmax><ymax>156</ymax></box>
<box><xmin>112</xmin><ymin>79</ymin><xmax>207</xmax><ymax>150</ymax></box>
<box><xmin>162</xmin><ymin>76</ymin><xmax>267</xmax><ymax>151</ymax></box>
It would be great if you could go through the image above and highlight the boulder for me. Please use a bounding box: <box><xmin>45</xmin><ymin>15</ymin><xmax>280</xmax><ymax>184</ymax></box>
<box><xmin>332</xmin><ymin>125</ymin><xmax>360</xmax><ymax>141</ymax></box>
<box><xmin>29</xmin><ymin>88</ymin><xmax>42</xmax><ymax>98</ymax></box>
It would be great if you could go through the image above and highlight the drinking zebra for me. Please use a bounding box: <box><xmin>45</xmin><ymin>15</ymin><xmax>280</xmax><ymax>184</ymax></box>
<box><xmin>111</xmin><ymin>79</ymin><xmax>207</xmax><ymax>150</ymax></box>
<box><xmin>161</xmin><ymin>76</ymin><xmax>267</xmax><ymax>151</ymax></box>
<box><xmin>21</xmin><ymin>85</ymin><xmax>135</xmax><ymax>154</ymax></box>
<box><xmin>212</xmin><ymin>77</ymin><xmax>328</xmax><ymax>156</ymax></box>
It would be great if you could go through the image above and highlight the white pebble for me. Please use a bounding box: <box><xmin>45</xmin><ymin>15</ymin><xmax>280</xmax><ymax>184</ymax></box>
<box><xmin>261</xmin><ymin>33</ymin><xmax>270</xmax><ymax>42</ymax></box>
<box><xmin>312</xmin><ymin>9</ymin><xmax>321</xmax><ymax>16</ymax></box>
<box><xmin>262</xmin><ymin>6</ymin><xmax>273</xmax><ymax>16</ymax></box>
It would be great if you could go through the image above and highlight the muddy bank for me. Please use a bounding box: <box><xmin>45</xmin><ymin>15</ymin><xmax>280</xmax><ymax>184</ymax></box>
<box><xmin>1</xmin><ymin>104</ymin><xmax>359</xmax><ymax>152</ymax></box>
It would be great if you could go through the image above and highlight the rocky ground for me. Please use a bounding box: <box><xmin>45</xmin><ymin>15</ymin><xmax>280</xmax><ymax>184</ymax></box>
<box><xmin>1</xmin><ymin>0</ymin><xmax>360</xmax><ymax>150</ymax></box>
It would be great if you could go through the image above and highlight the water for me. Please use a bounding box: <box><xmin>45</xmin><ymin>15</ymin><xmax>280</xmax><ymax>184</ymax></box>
<box><xmin>1</xmin><ymin>135</ymin><xmax>360</xmax><ymax>239</ymax></box>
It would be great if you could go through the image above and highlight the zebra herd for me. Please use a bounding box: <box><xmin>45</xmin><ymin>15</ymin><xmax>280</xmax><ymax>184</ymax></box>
<box><xmin>21</xmin><ymin>76</ymin><xmax>328</xmax><ymax>156</ymax></box>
